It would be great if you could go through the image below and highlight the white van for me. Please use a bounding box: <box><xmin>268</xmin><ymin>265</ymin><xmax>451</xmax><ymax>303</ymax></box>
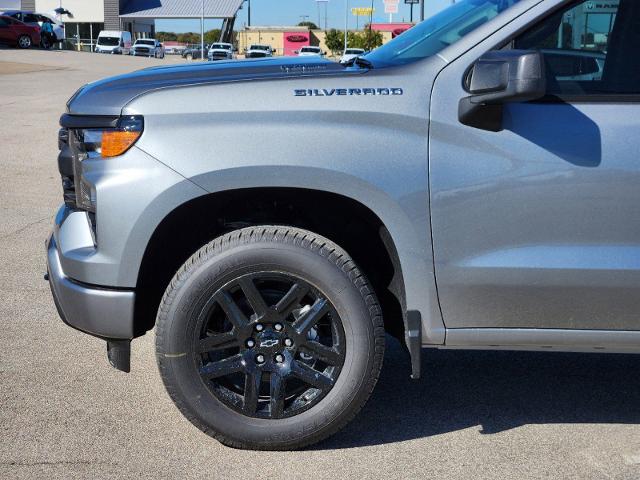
<box><xmin>95</xmin><ymin>30</ymin><xmax>132</xmax><ymax>55</ymax></box>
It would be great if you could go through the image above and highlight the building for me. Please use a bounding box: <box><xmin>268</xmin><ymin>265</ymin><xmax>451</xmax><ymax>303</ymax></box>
<box><xmin>2</xmin><ymin>0</ymin><xmax>242</xmax><ymax>48</ymax></box>
<box><xmin>370</xmin><ymin>22</ymin><xmax>414</xmax><ymax>44</ymax></box>
<box><xmin>238</xmin><ymin>24</ymin><xmax>416</xmax><ymax>58</ymax></box>
<box><xmin>239</xmin><ymin>26</ymin><xmax>311</xmax><ymax>57</ymax></box>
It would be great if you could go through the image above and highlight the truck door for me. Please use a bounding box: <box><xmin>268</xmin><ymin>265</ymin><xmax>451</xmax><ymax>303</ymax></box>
<box><xmin>429</xmin><ymin>0</ymin><xmax>640</xmax><ymax>331</ymax></box>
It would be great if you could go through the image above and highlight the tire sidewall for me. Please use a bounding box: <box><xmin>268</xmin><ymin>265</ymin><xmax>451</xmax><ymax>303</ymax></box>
<box><xmin>158</xmin><ymin>241</ymin><xmax>376</xmax><ymax>447</ymax></box>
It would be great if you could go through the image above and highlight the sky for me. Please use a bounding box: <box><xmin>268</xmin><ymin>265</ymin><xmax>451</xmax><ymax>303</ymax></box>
<box><xmin>156</xmin><ymin>0</ymin><xmax>455</xmax><ymax>34</ymax></box>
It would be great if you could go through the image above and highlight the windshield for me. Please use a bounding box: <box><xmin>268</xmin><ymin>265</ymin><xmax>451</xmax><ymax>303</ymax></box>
<box><xmin>345</xmin><ymin>49</ymin><xmax>364</xmax><ymax>55</ymax></box>
<box><xmin>251</xmin><ymin>45</ymin><xmax>270</xmax><ymax>51</ymax></box>
<box><xmin>366</xmin><ymin>0</ymin><xmax>521</xmax><ymax>67</ymax></box>
<box><xmin>136</xmin><ymin>40</ymin><xmax>154</xmax><ymax>46</ymax></box>
<box><xmin>98</xmin><ymin>36</ymin><xmax>120</xmax><ymax>46</ymax></box>
<box><xmin>211</xmin><ymin>43</ymin><xmax>230</xmax><ymax>49</ymax></box>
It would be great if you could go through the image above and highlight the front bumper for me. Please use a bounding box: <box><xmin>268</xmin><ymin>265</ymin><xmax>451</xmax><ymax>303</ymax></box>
<box><xmin>47</xmin><ymin>233</ymin><xmax>135</xmax><ymax>340</ymax></box>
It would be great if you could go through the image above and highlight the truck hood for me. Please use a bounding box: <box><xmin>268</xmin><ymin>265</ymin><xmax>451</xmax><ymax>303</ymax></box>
<box><xmin>67</xmin><ymin>57</ymin><xmax>358</xmax><ymax>116</ymax></box>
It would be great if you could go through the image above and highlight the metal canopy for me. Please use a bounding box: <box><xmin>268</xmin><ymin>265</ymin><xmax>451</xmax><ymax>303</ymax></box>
<box><xmin>119</xmin><ymin>0</ymin><xmax>245</xmax><ymax>19</ymax></box>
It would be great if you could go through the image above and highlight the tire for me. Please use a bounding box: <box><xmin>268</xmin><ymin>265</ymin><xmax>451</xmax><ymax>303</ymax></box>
<box><xmin>17</xmin><ymin>35</ymin><xmax>31</xmax><ymax>49</ymax></box>
<box><xmin>185</xmin><ymin>53</ymin><xmax>192</xmax><ymax>61</ymax></box>
<box><xmin>156</xmin><ymin>226</ymin><xmax>385</xmax><ymax>450</ymax></box>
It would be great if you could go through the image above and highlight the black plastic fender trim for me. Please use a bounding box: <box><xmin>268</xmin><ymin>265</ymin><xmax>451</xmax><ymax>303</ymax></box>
<box><xmin>406</xmin><ymin>310</ymin><xmax>422</xmax><ymax>379</ymax></box>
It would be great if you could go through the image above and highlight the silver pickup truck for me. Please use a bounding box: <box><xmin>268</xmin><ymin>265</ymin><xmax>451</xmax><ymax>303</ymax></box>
<box><xmin>47</xmin><ymin>0</ymin><xmax>640</xmax><ymax>450</ymax></box>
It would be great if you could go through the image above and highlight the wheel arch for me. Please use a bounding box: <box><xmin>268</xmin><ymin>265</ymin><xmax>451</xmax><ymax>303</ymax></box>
<box><xmin>133</xmin><ymin>184</ymin><xmax>438</xmax><ymax>377</ymax></box>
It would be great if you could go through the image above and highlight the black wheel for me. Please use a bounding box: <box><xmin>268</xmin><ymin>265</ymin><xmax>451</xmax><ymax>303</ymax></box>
<box><xmin>17</xmin><ymin>35</ymin><xmax>32</xmax><ymax>49</ymax></box>
<box><xmin>185</xmin><ymin>53</ymin><xmax>193</xmax><ymax>61</ymax></box>
<box><xmin>156</xmin><ymin>226</ymin><xmax>384</xmax><ymax>450</ymax></box>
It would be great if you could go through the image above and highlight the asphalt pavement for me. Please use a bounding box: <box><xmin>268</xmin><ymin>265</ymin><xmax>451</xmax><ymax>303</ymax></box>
<box><xmin>1</xmin><ymin>48</ymin><xmax>639</xmax><ymax>480</ymax></box>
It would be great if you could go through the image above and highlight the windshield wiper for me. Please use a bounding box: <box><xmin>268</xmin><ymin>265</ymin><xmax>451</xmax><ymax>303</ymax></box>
<box><xmin>344</xmin><ymin>56</ymin><xmax>374</xmax><ymax>69</ymax></box>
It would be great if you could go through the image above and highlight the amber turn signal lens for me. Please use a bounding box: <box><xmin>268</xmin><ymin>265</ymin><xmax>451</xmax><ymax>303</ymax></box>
<box><xmin>101</xmin><ymin>130</ymin><xmax>142</xmax><ymax>158</ymax></box>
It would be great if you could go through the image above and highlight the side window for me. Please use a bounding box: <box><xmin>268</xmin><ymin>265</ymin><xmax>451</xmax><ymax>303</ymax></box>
<box><xmin>514</xmin><ymin>0</ymin><xmax>639</xmax><ymax>96</ymax></box>
<box><xmin>23</xmin><ymin>13</ymin><xmax>40</xmax><ymax>23</ymax></box>
<box><xmin>0</xmin><ymin>18</ymin><xmax>7</xmax><ymax>27</ymax></box>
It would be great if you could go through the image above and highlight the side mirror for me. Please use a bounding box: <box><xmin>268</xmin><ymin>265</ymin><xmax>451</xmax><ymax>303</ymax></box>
<box><xmin>458</xmin><ymin>50</ymin><xmax>546</xmax><ymax>132</ymax></box>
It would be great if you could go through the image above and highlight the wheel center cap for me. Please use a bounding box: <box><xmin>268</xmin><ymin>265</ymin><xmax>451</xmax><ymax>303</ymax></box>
<box><xmin>256</xmin><ymin>330</ymin><xmax>280</xmax><ymax>351</ymax></box>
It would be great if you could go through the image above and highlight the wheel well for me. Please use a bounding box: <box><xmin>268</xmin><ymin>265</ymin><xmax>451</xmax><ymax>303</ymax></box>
<box><xmin>134</xmin><ymin>188</ymin><xmax>407</xmax><ymax>343</ymax></box>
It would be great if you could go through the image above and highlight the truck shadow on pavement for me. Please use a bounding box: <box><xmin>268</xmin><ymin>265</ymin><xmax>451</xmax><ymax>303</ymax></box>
<box><xmin>315</xmin><ymin>337</ymin><xmax>640</xmax><ymax>449</ymax></box>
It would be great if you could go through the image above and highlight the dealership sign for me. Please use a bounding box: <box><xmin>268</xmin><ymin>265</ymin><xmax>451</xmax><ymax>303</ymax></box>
<box><xmin>286</xmin><ymin>34</ymin><xmax>308</xmax><ymax>42</ymax></box>
<box><xmin>584</xmin><ymin>1</ymin><xmax>619</xmax><ymax>13</ymax></box>
<box><xmin>384</xmin><ymin>0</ymin><xmax>400</xmax><ymax>14</ymax></box>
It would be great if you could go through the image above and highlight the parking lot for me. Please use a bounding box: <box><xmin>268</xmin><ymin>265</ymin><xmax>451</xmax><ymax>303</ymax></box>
<box><xmin>1</xmin><ymin>49</ymin><xmax>640</xmax><ymax>479</ymax></box>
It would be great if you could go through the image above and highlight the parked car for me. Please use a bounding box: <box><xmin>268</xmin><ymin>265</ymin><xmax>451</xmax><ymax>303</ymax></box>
<box><xmin>208</xmin><ymin>42</ymin><xmax>234</xmax><ymax>61</ymax></box>
<box><xmin>296</xmin><ymin>45</ymin><xmax>325</xmax><ymax>57</ymax></box>
<box><xmin>131</xmin><ymin>38</ymin><xmax>165</xmax><ymax>58</ymax></box>
<box><xmin>182</xmin><ymin>44</ymin><xmax>209</xmax><ymax>60</ymax></box>
<box><xmin>95</xmin><ymin>30</ymin><xmax>132</xmax><ymax>55</ymax></box>
<box><xmin>245</xmin><ymin>44</ymin><xmax>273</xmax><ymax>58</ymax></box>
<box><xmin>48</xmin><ymin>0</ymin><xmax>640</xmax><ymax>452</ymax></box>
<box><xmin>0</xmin><ymin>14</ymin><xmax>40</xmax><ymax>48</ymax></box>
<box><xmin>0</xmin><ymin>10</ymin><xmax>63</xmax><ymax>43</ymax></box>
<box><xmin>340</xmin><ymin>48</ymin><xmax>366</xmax><ymax>63</ymax></box>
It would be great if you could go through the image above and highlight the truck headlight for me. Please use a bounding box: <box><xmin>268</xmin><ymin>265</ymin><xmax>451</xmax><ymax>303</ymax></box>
<box><xmin>70</xmin><ymin>116</ymin><xmax>143</xmax><ymax>212</ymax></box>
<box><xmin>75</xmin><ymin>115</ymin><xmax>143</xmax><ymax>159</ymax></box>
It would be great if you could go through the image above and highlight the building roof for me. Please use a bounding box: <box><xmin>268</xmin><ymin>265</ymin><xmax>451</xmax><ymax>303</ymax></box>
<box><xmin>120</xmin><ymin>0</ymin><xmax>245</xmax><ymax>19</ymax></box>
<box><xmin>244</xmin><ymin>26</ymin><xmax>310</xmax><ymax>32</ymax></box>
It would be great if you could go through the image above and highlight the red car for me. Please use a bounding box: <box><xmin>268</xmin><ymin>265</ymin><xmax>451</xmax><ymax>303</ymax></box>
<box><xmin>0</xmin><ymin>15</ymin><xmax>40</xmax><ymax>48</ymax></box>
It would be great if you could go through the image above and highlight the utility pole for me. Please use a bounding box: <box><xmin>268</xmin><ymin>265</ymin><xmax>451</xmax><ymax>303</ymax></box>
<box><xmin>247</xmin><ymin>0</ymin><xmax>251</xmax><ymax>27</ymax></box>
<box><xmin>420</xmin><ymin>0</ymin><xmax>425</xmax><ymax>21</ymax></box>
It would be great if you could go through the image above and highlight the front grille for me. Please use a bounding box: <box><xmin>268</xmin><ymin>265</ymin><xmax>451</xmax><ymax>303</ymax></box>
<box><xmin>57</xmin><ymin>127</ymin><xmax>76</xmax><ymax>208</ymax></box>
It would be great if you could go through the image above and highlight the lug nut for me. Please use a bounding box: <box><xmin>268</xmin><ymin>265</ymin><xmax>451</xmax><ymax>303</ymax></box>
<box><xmin>275</xmin><ymin>354</ymin><xmax>284</xmax><ymax>363</ymax></box>
<box><xmin>256</xmin><ymin>354</ymin><xmax>265</xmax><ymax>364</ymax></box>
<box><xmin>246</xmin><ymin>339</ymin><xmax>255</xmax><ymax>348</ymax></box>
<box><xmin>274</xmin><ymin>323</ymin><xmax>283</xmax><ymax>332</ymax></box>
<box><xmin>284</xmin><ymin>338</ymin><xmax>293</xmax><ymax>347</ymax></box>
<box><xmin>255</xmin><ymin>323</ymin><xmax>264</xmax><ymax>332</ymax></box>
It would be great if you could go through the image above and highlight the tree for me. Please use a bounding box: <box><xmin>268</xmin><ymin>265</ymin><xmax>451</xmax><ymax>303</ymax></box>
<box><xmin>347</xmin><ymin>31</ymin><xmax>363</xmax><ymax>49</ymax></box>
<box><xmin>176</xmin><ymin>32</ymin><xmax>201</xmax><ymax>45</ymax></box>
<box><xmin>324</xmin><ymin>28</ymin><xmax>345</xmax><ymax>56</ymax></box>
<box><xmin>156</xmin><ymin>31</ymin><xmax>177</xmax><ymax>42</ymax></box>
<box><xmin>359</xmin><ymin>29</ymin><xmax>383</xmax><ymax>51</ymax></box>
<box><xmin>204</xmin><ymin>29</ymin><xmax>222</xmax><ymax>44</ymax></box>
<box><xmin>298</xmin><ymin>21</ymin><xmax>319</xmax><ymax>29</ymax></box>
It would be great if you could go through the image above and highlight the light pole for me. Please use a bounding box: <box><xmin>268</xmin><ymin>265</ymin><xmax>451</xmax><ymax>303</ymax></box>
<box><xmin>200</xmin><ymin>0</ymin><xmax>205</xmax><ymax>60</ymax></box>
<box><xmin>420</xmin><ymin>0</ymin><xmax>425</xmax><ymax>21</ymax></box>
<box><xmin>344</xmin><ymin>0</ymin><xmax>349</xmax><ymax>53</ymax></box>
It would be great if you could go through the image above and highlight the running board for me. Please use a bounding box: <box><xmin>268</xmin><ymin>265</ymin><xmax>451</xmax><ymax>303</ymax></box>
<box><xmin>440</xmin><ymin>328</ymin><xmax>640</xmax><ymax>353</ymax></box>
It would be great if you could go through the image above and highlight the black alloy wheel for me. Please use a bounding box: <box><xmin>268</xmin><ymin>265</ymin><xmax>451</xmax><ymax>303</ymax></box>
<box><xmin>195</xmin><ymin>272</ymin><xmax>346</xmax><ymax>419</ymax></box>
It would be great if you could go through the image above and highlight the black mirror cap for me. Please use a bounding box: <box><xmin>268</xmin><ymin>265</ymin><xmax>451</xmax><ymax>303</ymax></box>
<box><xmin>459</xmin><ymin>50</ymin><xmax>546</xmax><ymax>131</ymax></box>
